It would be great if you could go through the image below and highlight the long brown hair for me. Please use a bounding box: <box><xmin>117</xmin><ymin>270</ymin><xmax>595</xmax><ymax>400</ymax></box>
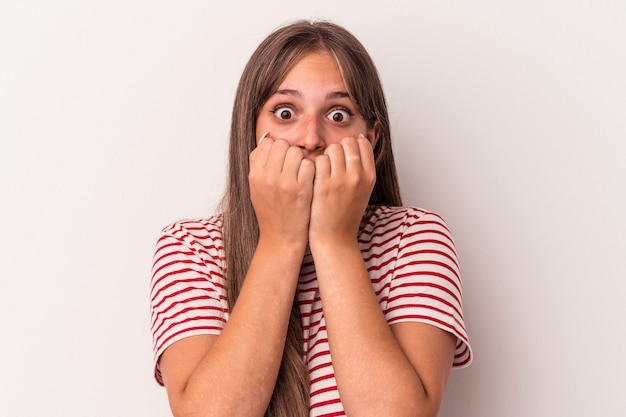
<box><xmin>219</xmin><ymin>20</ymin><xmax>402</xmax><ymax>417</ymax></box>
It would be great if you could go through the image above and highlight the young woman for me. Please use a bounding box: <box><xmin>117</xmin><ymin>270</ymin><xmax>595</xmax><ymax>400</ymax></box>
<box><xmin>150</xmin><ymin>20</ymin><xmax>471</xmax><ymax>417</ymax></box>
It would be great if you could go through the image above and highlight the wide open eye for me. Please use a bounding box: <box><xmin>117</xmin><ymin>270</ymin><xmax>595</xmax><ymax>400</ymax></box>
<box><xmin>327</xmin><ymin>108</ymin><xmax>352</xmax><ymax>123</ymax></box>
<box><xmin>273</xmin><ymin>106</ymin><xmax>295</xmax><ymax>120</ymax></box>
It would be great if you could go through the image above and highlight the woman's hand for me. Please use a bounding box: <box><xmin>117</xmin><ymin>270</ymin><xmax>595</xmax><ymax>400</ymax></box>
<box><xmin>309</xmin><ymin>135</ymin><xmax>376</xmax><ymax>246</ymax></box>
<box><xmin>249</xmin><ymin>136</ymin><xmax>315</xmax><ymax>246</ymax></box>
<box><xmin>160</xmin><ymin>138</ymin><xmax>317</xmax><ymax>417</ymax></box>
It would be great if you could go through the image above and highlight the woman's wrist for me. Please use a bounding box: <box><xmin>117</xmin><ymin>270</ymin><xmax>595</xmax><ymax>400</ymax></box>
<box><xmin>308</xmin><ymin>234</ymin><xmax>360</xmax><ymax>262</ymax></box>
<box><xmin>256</xmin><ymin>234</ymin><xmax>309</xmax><ymax>262</ymax></box>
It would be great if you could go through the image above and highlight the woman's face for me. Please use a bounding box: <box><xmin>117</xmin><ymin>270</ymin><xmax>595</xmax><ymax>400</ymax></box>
<box><xmin>255</xmin><ymin>52</ymin><xmax>376</xmax><ymax>160</ymax></box>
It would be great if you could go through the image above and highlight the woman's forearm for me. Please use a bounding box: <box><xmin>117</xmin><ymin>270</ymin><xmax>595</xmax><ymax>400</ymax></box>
<box><xmin>167</xmin><ymin>239</ymin><xmax>306</xmax><ymax>417</ymax></box>
<box><xmin>310</xmin><ymin>240</ymin><xmax>435</xmax><ymax>417</ymax></box>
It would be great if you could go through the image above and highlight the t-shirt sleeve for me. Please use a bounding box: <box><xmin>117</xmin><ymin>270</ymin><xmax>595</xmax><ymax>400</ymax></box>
<box><xmin>149</xmin><ymin>220</ymin><xmax>228</xmax><ymax>385</ymax></box>
<box><xmin>385</xmin><ymin>210</ymin><xmax>472</xmax><ymax>368</ymax></box>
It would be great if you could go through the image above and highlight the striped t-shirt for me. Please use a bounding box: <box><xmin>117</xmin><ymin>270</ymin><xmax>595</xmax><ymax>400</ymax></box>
<box><xmin>150</xmin><ymin>205</ymin><xmax>472</xmax><ymax>416</ymax></box>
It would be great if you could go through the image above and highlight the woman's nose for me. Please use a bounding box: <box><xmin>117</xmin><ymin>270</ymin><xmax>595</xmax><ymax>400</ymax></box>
<box><xmin>295</xmin><ymin>116</ymin><xmax>325</xmax><ymax>153</ymax></box>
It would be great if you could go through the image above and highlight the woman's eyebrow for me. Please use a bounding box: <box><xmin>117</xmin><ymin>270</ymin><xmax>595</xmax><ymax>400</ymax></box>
<box><xmin>326</xmin><ymin>91</ymin><xmax>350</xmax><ymax>99</ymax></box>
<box><xmin>275</xmin><ymin>88</ymin><xmax>301</xmax><ymax>97</ymax></box>
<box><xmin>273</xmin><ymin>89</ymin><xmax>351</xmax><ymax>100</ymax></box>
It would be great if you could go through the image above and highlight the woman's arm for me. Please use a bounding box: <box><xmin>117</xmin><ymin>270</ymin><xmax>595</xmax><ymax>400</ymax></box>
<box><xmin>159</xmin><ymin>240</ymin><xmax>306</xmax><ymax>417</ymax></box>
<box><xmin>309</xmin><ymin>241</ymin><xmax>456</xmax><ymax>417</ymax></box>
<box><xmin>159</xmin><ymin>138</ymin><xmax>315</xmax><ymax>417</ymax></box>
<box><xmin>309</xmin><ymin>136</ymin><xmax>456</xmax><ymax>417</ymax></box>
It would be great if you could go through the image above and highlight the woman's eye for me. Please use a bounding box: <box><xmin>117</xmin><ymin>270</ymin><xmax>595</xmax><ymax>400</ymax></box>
<box><xmin>327</xmin><ymin>109</ymin><xmax>352</xmax><ymax>123</ymax></box>
<box><xmin>273</xmin><ymin>106</ymin><xmax>295</xmax><ymax>120</ymax></box>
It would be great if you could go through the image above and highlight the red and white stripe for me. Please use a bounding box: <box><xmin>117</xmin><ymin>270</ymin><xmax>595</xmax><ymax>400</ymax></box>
<box><xmin>150</xmin><ymin>206</ymin><xmax>472</xmax><ymax>415</ymax></box>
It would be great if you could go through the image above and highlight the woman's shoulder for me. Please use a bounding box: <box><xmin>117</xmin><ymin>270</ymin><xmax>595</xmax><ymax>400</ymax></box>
<box><xmin>156</xmin><ymin>214</ymin><xmax>225</xmax><ymax>254</ymax></box>
<box><xmin>368</xmin><ymin>205</ymin><xmax>448</xmax><ymax>226</ymax></box>
<box><xmin>160</xmin><ymin>214</ymin><xmax>223</xmax><ymax>236</ymax></box>
<box><xmin>362</xmin><ymin>205</ymin><xmax>454</xmax><ymax>245</ymax></box>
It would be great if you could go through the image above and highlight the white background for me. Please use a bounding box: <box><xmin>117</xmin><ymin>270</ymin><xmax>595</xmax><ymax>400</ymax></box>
<box><xmin>1</xmin><ymin>1</ymin><xmax>625</xmax><ymax>416</ymax></box>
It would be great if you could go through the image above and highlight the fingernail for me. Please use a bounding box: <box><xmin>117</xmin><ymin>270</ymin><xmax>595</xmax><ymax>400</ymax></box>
<box><xmin>258</xmin><ymin>131</ymin><xmax>269</xmax><ymax>145</ymax></box>
<box><xmin>359</xmin><ymin>133</ymin><xmax>366</xmax><ymax>139</ymax></box>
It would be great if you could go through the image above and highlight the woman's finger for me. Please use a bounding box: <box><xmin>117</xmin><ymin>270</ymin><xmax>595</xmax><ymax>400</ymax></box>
<box><xmin>357</xmin><ymin>135</ymin><xmax>376</xmax><ymax>176</ymax></box>
<box><xmin>314</xmin><ymin>154</ymin><xmax>331</xmax><ymax>182</ymax></box>
<box><xmin>298</xmin><ymin>158</ymin><xmax>315</xmax><ymax>186</ymax></box>
<box><xmin>341</xmin><ymin>136</ymin><xmax>363</xmax><ymax>173</ymax></box>
<box><xmin>282</xmin><ymin>146</ymin><xmax>306</xmax><ymax>178</ymax></box>
<box><xmin>325</xmin><ymin>142</ymin><xmax>346</xmax><ymax>177</ymax></box>
<box><xmin>264</xmin><ymin>138</ymin><xmax>290</xmax><ymax>171</ymax></box>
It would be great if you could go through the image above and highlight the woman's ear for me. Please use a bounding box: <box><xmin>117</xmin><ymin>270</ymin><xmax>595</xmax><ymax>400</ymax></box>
<box><xmin>370</xmin><ymin>121</ymin><xmax>381</xmax><ymax>148</ymax></box>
